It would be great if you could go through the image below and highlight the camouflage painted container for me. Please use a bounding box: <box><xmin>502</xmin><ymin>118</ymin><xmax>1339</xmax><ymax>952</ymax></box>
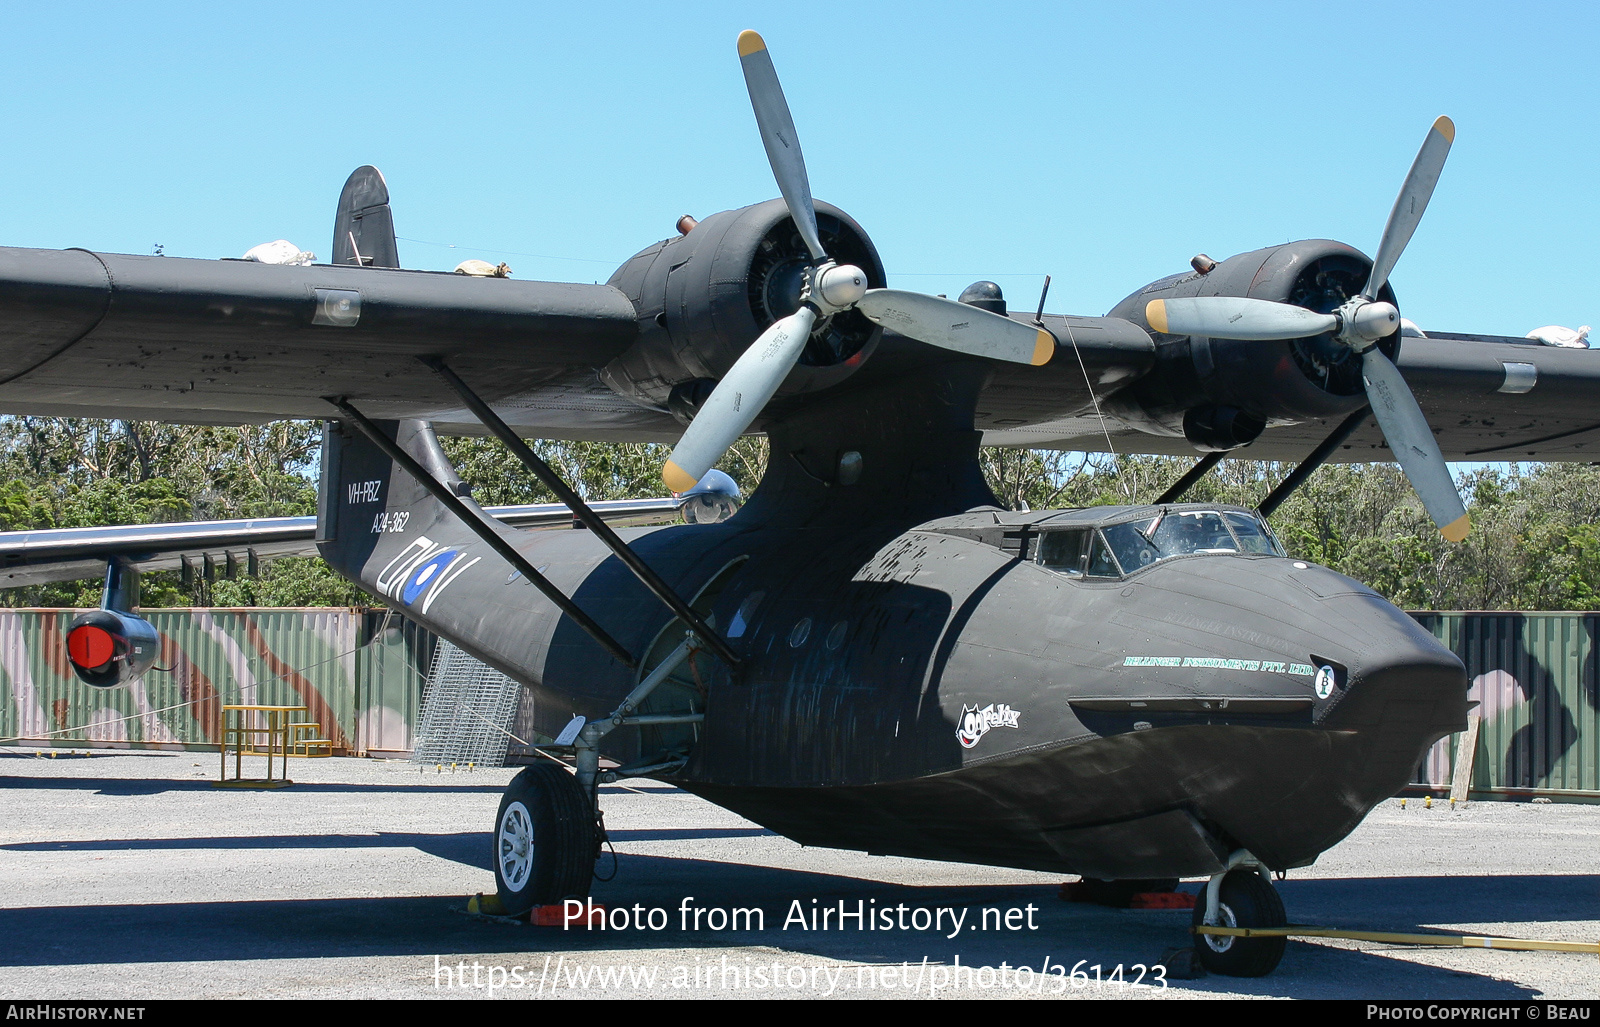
<box><xmin>355</xmin><ymin>609</ymin><xmax>436</xmax><ymax>756</ymax></box>
<box><xmin>0</xmin><ymin>608</ymin><xmax>435</xmax><ymax>756</ymax></box>
<box><xmin>1413</xmin><ymin>613</ymin><xmax>1600</xmax><ymax>799</ymax></box>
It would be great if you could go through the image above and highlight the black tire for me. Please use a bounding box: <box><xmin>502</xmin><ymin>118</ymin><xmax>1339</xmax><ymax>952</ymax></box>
<box><xmin>492</xmin><ymin>764</ymin><xmax>598</xmax><ymax>916</ymax></box>
<box><xmin>1078</xmin><ymin>878</ymin><xmax>1181</xmax><ymax>907</ymax></box>
<box><xmin>1190</xmin><ymin>869</ymin><xmax>1287</xmax><ymax>977</ymax></box>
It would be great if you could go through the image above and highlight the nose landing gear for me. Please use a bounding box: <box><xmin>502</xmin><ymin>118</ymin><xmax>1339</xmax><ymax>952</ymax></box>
<box><xmin>1191</xmin><ymin>852</ymin><xmax>1287</xmax><ymax>977</ymax></box>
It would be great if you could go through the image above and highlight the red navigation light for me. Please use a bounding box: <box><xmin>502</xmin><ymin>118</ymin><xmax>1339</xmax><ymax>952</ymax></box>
<box><xmin>67</xmin><ymin>624</ymin><xmax>116</xmax><ymax>669</ymax></box>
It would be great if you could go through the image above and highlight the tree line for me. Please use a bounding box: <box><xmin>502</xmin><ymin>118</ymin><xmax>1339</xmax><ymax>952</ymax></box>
<box><xmin>0</xmin><ymin>416</ymin><xmax>1593</xmax><ymax>611</ymax></box>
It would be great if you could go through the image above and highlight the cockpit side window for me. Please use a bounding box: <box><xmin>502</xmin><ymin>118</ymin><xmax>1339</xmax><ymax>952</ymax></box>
<box><xmin>1086</xmin><ymin>530</ymin><xmax>1121</xmax><ymax>577</ymax></box>
<box><xmin>1038</xmin><ymin>529</ymin><xmax>1089</xmax><ymax>576</ymax></box>
<box><xmin>1223</xmin><ymin>511</ymin><xmax>1283</xmax><ymax>556</ymax></box>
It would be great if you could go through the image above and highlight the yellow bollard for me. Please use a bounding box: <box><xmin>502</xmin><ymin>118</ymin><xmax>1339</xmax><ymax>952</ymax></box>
<box><xmin>1425</xmin><ymin>795</ymin><xmax>1432</xmax><ymax>809</ymax></box>
<box><xmin>1400</xmin><ymin>798</ymin><xmax>1407</xmax><ymax>809</ymax></box>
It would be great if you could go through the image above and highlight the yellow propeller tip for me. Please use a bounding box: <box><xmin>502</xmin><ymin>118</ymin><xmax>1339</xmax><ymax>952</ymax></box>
<box><xmin>1441</xmin><ymin>513</ymin><xmax>1471</xmax><ymax>542</ymax></box>
<box><xmin>1433</xmin><ymin>115</ymin><xmax>1456</xmax><ymax>143</ymax></box>
<box><xmin>663</xmin><ymin>460</ymin><xmax>699</xmax><ymax>493</ymax></box>
<box><xmin>1145</xmin><ymin>299</ymin><xmax>1169</xmax><ymax>335</ymax></box>
<box><xmin>737</xmin><ymin>30</ymin><xmax>766</xmax><ymax>56</ymax></box>
<box><xmin>1031</xmin><ymin>329</ymin><xmax>1055</xmax><ymax>366</ymax></box>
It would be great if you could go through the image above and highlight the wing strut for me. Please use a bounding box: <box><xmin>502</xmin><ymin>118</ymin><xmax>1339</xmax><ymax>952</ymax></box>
<box><xmin>326</xmin><ymin>397</ymin><xmax>640</xmax><ymax>671</ymax></box>
<box><xmin>1257</xmin><ymin>407</ymin><xmax>1371</xmax><ymax>518</ymax></box>
<box><xmin>419</xmin><ymin>357</ymin><xmax>742</xmax><ymax>670</ymax></box>
<box><xmin>1155</xmin><ymin>451</ymin><xmax>1226</xmax><ymax>505</ymax></box>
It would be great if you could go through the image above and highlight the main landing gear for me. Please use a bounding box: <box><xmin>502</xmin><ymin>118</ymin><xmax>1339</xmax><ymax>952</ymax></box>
<box><xmin>1191</xmin><ymin>851</ymin><xmax>1287</xmax><ymax>977</ymax></box>
<box><xmin>493</xmin><ymin>763</ymin><xmax>598</xmax><ymax>915</ymax></box>
<box><xmin>490</xmin><ymin>635</ymin><xmax>709</xmax><ymax>916</ymax></box>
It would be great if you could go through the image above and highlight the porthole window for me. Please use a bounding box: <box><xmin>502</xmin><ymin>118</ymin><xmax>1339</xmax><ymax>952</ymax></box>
<box><xmin>789</xmin><ymin>618</ymin><xmax>812</xmax><ymax>647</ymax></box>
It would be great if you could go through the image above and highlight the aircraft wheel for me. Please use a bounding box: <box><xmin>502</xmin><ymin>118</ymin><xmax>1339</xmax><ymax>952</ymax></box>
<box><xmin>492</xmin><ymin>764</ymin><xmax>597</xmax><ymax>916</ymax></box>
<box><xmin>1190</xmin><ymin>869</ymin><xmax>1286</xmax><ymax>977</ymax></box>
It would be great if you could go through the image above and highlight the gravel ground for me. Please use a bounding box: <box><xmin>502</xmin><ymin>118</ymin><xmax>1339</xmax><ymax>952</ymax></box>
<box><xmin>1</xmin><ymin>747</ymin><xmax>1595</xmax><ymax>1000</ymax></box>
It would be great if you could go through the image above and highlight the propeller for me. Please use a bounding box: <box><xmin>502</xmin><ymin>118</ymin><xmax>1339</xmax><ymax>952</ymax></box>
<box><xmin>661</xmin><ymin>31</ymin><xmax>1056</xmax><ymax>492</ymax></box>
<box><xmin>1143</xmin><ymin>116</ymin><xmax>1470</xmax><ymax>542</ymax></box>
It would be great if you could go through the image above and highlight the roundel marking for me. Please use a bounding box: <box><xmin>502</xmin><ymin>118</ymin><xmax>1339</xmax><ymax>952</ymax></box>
<box><xmin>403</xmin><ymin>551</ymin><xmax>457</xmax><ymax>606</ymax></box>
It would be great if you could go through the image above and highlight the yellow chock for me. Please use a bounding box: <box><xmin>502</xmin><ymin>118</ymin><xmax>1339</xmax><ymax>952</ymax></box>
<box><xmin>467</xmin><ymin>893</ymin><xmax>508</xmax><ymax>916</ymax></box>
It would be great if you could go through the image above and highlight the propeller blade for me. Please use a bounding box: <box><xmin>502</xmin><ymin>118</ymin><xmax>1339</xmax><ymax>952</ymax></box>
<box><xmin>737</xmin><ymin>30</ymin><xmax>826</xmax><ymax>262</ymax></box>
<box><xmin>663</xmin><ymin>305</ymin><xmax>818</xmax><ymax>491</ymax></box>
<box><xmin>857</xmin><ymin>289</ymin><xmax>1055</xmax><ymax>365</ymax></box>
<box><xmin>1360</xmin><ymin>347</ymin><xmax>1470</xmax><ymax>541</ymax></box>
<box><xmin>1145</xmin><ymin>297</ymin><xmax>1338</xmax><ymax>341</ymax></box>
<box><xmin>1364</xmin><ymin>116</ymin><xmax>1454</xmax><ymax>300</ymax></box>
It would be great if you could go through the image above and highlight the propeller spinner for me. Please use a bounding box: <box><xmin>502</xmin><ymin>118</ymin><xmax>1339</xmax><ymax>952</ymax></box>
<box><xmin>661</xmin><ymin>31</ymin><xmax>1056</xmax><ymax>492</ymax></box>
<box><xmin>1144</xmin><ymin>117</ymin><xmax>1470</xmax><ymax>542</ymax></box>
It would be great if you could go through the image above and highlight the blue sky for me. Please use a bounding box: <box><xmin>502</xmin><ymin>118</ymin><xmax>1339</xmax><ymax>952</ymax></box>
<box><xmin>0</xmin><ymin>1</ymin><xmax>1593</xmax><ymax>339</ymax></box>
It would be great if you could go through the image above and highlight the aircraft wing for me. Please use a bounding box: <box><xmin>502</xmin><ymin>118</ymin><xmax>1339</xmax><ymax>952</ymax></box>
<box><xmin>0</xmin><ymin>246</ymin><xmax>665</xmax><ymax>431</ymax></box>
<box><xmin>983</xmin><ymin>331</ymin><xmax>1600</xmax><ymax>462</ymax></box>
<box><xmin>0</xmin><ymin>498</ymin><xmax>682</xmax><ymax>588</ymax></box>
<box><xmin>1</xmin><ymin>243</ymin><xmax>1595</xmax><ymax>463</ymax></box>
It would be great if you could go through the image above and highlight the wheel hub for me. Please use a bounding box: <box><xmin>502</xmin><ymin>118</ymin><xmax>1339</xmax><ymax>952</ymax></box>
<box><xmin>498</xmin><ymin>801</ymin><xmax>535</xmax><ymax>892</ymax></box>
<box><xmin>1202</xmin><ymin>901</ymin><xmax>1238</xmax><ymax>953</ymax></box>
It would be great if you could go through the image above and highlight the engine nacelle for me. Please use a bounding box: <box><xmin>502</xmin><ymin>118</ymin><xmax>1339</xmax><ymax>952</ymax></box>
<box><xmin>65</xmin><ymin>609</ymin><xmax>160</xmax><ymax>688</ymax></box>
<box><xmin>1106</xmin><ymin>240</ymin><xmax>1401</xmax><ymax>450</ymax></box>
<box><xmin>600</xmin><ymin>199</ymin><xmax>886</xmax><ymax>416</ymax></box>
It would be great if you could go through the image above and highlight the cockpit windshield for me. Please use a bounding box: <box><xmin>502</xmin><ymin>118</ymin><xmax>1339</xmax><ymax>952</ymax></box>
<box><xmin>1037</xmin><ymin>508</ymin><xmax>1284</xmax><ymax>579</ymax></box>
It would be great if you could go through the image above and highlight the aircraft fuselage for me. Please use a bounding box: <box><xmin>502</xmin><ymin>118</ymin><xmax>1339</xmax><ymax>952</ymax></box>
<box><xmin>320</xmin><ymin>413</ymin><xmax>1466</xmax><ymax>881</ymax></box>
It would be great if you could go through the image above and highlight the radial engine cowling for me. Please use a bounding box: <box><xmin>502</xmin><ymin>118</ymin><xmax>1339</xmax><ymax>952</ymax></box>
<box><xmin>65</xmin><ymin>609</ymin><xmax>160</xmax><ymax>688</ymax></box>
<box><xmin>600</xmin><ymin>199</ymin><xmax>886</xmax><ymax>417</ymax></box>
<box><xmin>1106</xmin><ymin>239</ymin><xmax>1401</xmax><ymax>451</ymax></box>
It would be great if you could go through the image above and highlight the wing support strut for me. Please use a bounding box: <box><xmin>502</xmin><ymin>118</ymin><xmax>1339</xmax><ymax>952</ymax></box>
<box><xmin>326</xmin><ymin>397</ymin><xmax>640</xmax><ymax>671</ymax></box>
<box><xmin>419</xmin><ymin>356</ymin><xmax>741</xmax><ymax>669</ymax></box>
<box><xmin>1257</xmin><ymin>407</ymin><xmax>1371</xmax><ymax>519</ymax></box>
<box><xmin>1155</xmin><ymin>451</ymin><xmax>1225</xmax><ymax>504</ymax></box>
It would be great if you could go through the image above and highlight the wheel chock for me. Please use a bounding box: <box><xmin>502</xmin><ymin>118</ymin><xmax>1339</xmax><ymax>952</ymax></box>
<box><xmin>533</xmin><ymin>903</ymin><xmax>606</xmax><ymax>927</ymax></box>
<box><xmin>1060</xmin><ymin>881</ymin><xmax>1195</xmax><ymax>909</ymax></box>
<box><xmin>467</xmin><ymin>893</ymin><xmax>507</xmax><ymax>916</ymax></box>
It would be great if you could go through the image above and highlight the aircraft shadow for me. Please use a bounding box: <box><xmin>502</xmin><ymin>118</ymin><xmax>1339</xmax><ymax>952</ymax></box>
<box><xmin>0</xmin><ymin>775</ymin><xmax>507</xmax><ymax>795</ymax></box>
<box><xmin>0</xmin><ymin>844</ymin><xmax>1579</xmax><ymax>997</ymax></box>
<box><xmin>1</xmin><ymin>828</ymin><xmax>771</xmax><ymax>866</ymax></box>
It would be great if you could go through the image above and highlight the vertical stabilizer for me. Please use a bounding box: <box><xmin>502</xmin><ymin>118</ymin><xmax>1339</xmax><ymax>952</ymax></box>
<box><xmin>332</xmin><ymin>165</ymin><xmax>401</xmax><ymax>268</ymax></box>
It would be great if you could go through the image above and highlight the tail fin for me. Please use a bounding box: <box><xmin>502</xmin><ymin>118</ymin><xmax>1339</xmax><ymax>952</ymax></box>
<box><xmin>332</xmin><ymin>165</ymin><xmax>401</xmax><ymax>268</ymax></box>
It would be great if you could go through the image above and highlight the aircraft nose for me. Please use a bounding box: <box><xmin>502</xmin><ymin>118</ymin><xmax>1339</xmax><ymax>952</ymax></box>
<box><xmin>1312</xmin><ymin>592</ymin><xmax>1468</xmax><ymax>794</ymax></box>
